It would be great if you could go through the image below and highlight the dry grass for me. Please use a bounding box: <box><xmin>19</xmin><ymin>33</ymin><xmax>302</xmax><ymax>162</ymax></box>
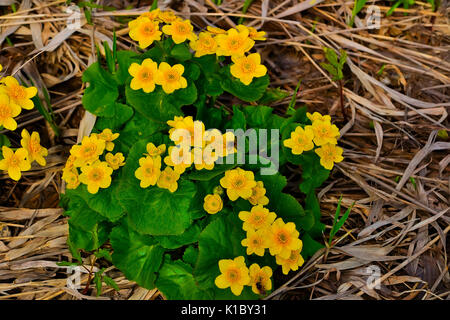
<box><xmin>0</xmin><ymin>0</ymin><xmax>448</xmax><ymax>300</ymax></box>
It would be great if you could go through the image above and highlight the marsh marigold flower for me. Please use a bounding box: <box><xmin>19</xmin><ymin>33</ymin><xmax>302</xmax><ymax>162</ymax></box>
<box><xmin>137</xmin><ymin>9</ymin><xmax>160</xmax><ymax>21</ymax></box>
<box><xmin>164</xmin><ymin>145</ymin><xmax>193</xmax><ymax>174</ymax></box>
<box><xmin>206</xmin><ymin>26</ymin><xmax>226</xmax><ymax>35</ymax></box>
<box><xmin>306</xmin><ymin>111</ymin><xmax>331</xmax><ymax>123</ymax></box>
<box><xmin>0</xmin><ymin>76</ymin><xmax>37</xmax><ymax>110</ymax></box>
<box><xmin>158</xmin><ymin>10</ymin><xmax>179</xmax><ymax>23</ymax></box>
<box><xmin>236</xmin><ymin>25</ymin><xmax>267</xmax><ymax>41</ymax></box>
<box><xmin>230</xmin><ymin>53</ymin><xmax>267</xmax><ymax>85</ymax></box>
<box><xmin>216</xmin><ymin>28</ymin><xmax>254</xmax><ymax>57</ymax></box>
<box><xmin>268</xmin><ymin>218</ymin><xmax>302</xmax><ymax>259</ymax></box>
<box><xmin>70</xmin><ymin>135</ymin><xmax>106</xmax><ymax>167</ymax></box>
<box><xmin>20</xmin><ymin>129</ymin><xmax>48</xmax><ymax>166</ymax></box>
<box><xmin>155</xmin><ymin>62</ymin><xmax>188</xmax><ymax>94</ymax></box>
<box><xmin>157</xmin><ymin>166</ymin><xmax>180</xmax><ymax>192</ymax></box>
<box><xmin>310</xmin><ymin>120</ymin><xmax>340</xmax><ymax>146</ymax></box>
<box><xmin>167</xmin><ymin>116</ymin><xmax>205</xmax><ymax>147</ymax></box>
<box><xmin>238</xmin><ymin>205</ymin><xmax>276</xmax><ymax>231</ymax></box>
<box><xmin>95</xmin><ymin>129</ymin><xmax>119</xmax><ymax>152</ymax></box>
<box><xmin>79</xmin><ymin>161</ymin><xmax>113</xmax><ymax>194</ymax></box>
<box><xmin>214</xmin><ymin>256</ymin><xmax>250</xmax><ymax>296</ymax></box>
<box><xmin>129</xmin><ymin>17</ymin><xmax>162</xmax><ymax>49</ymax></box>
<box><xmin>190</xmin><ymin>32</ymin><xmax>218</xmax><ymax>57</ymax></box>
<box><xmin>0</xmin><ymin>146</ymin><xmax>30</xmax><ymax>181</ymax></box>
<box><xmin>105</xmin><ymin>152</ymin><xmax>125</xmax><ymax>170</ymax></box>
<box><xmin>275</xmin><ymin>249</ymin><xmax>305</xmax><ymax>275</ymax></box>
<box><xmin>220</xmin><ymin>167</ymin><xmax>256</xmax><ymax>201</ymax></box>
<box><xmin>248</xmin><ymin>181</ymin><xmax>269</xmax><ymax>206</ymax></box>
<box><xmin>249</xmin><ymin>264</ymin><xmax>272</xmax><ymax>295</ymax></box>
<box><xmin>129</xmin><ymin>59</ymin><xmax>159</xmax><ymax>93</ymax></box>
<box><xmin>146</xmin><ymin>142</ymin><xmax>166</xmax><ymax>157</ymax></box>
<box><xmin>0</xmin><ymin>64</ymin><xmax>2</xmax><ymax>72</ymax></box>
<box><xmin>135</xmin><ymin>155</ymin><xmax>161</xmax><ymax>188</ymax></box>
<box><xmin>62</xmin><ymin>168</ymin><xmax>80</xmax><ymax>190</ymax></box>
<box><xmin>0</xmin><ymin>93</ymin><xmax>20</xmax><ymax>131</ymax></box>
<box><xmin>162</xmin><ymin>19</ymin><xmax>197</xmax><ymax>44</ymax></box>
<box><xmin>203</xmin><ymin>194</ymin><xmax>223</xmax><ymax>214</ymax></box>
<box><xmin>315</xmin><ymin>143</ymin><xmax>344</xmax><ymax>170</ymax></box>
<box><xmin>283</xmin><ymin>126</ymin><xmax>314</xmax><ymax>155</ymax></box>
<box><xmin>241</xmin><ymin>229</ymin><xmax>268</xmax><ymax>256</ymax></box>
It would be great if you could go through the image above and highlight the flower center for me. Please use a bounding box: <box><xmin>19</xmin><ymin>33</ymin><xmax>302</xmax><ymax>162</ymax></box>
<box><xmin>28</xmin><ymin>140</ymin><xmax>40</xmax><ymax>154</ymax></box>
<box><xmin>81</xmin><ymin>144</ymin><xmax>97</xmax><ymax>159</ymax></box>
<box><xmin>165</xmin><ymin>70</ymin><xmax>179</xmax><ymax>82</ymax></box>
<box><xmin>226</xmin><ymin>269</ymin><xmax>240</xmax><ymax>283</ymax></box>
<box><xmin>231</xmin><ymin>177</ymin><xmax>245</xmax><ymax>189</ymax></box>
<box><xmin>277</xmin><ymin>231</ymin><xmax>289</xmax><ymax>244</ymax></box>
<box><xmin>176</xmin><ymin>24</ymin><xmax>187</xmax><ymax>34</ymax></box>
<box><xmin>8</xmin><ymin>155</ymin><xmax>20</xmax><ymax>167</ymax></box>
<box><xmin>141</xmin><ymin>23</ymin><xmax>155</xmax><ymax>36</ymax></box>
<box><xmin>228</xmin><ymin>37</ymin><xmax>242</xmax><ymax>50</ymax></box>
<box><xmin>9</xmin><ymin>85</ymin><xmax>26</xmax><ymax>101</ymax></box>
<box><xmin>89</xmin><ymin>168</ymin><xmax>104</xmax><ymax>182</ymax></box>
<box><xmin>139</xmin><ymin>69</ymin><xmax>153</xmax><ymax>81</ymax></box>
<box><xmin>241</xmin><ymin>60</ymin><xmax>256</xmax><ymax>73</ymax></box>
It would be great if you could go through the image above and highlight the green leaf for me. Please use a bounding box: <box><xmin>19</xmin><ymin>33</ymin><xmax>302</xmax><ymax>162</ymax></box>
<box><xmin>116</xmin><ymin>139</ymin><xmax>197</xmax><ymax>236</ymax></box>
<box><xmin>193</xmin><ymin>55</ymin><xmax>223</xmax><ymax>97</ymax></box>
<box><xmin>66</xmin><ymin>181</ymin><xmax>125</xmax><ymax>223</ymax></box>
<box><xmin>156</xmin><ymin>256</ymin><xmax>213</xmax><ymax>299</ymax></box>
<box><xmin>194</xmin><ymin>212</ymin><xmax>246</xmax><ymax>290</ymax></box>
<box><xmin>82</xmin><ymin>62</ymin><xmax>119</xmax><ymax>116</ymax></box>
<box><xmin>186</xmin><ymin>164</ymin><xmax>236</xmax><ymax>181</ymax></box>
<box><xmin>65</xmin><ymin>196</ymin><xmax>111</xmax><ymax>251</ymax></box>
<box><xmin>115</xmin><ymin>50</ymin><xmax>139</xmax><ymax>85</ymax></box>
<box><xmin>221</xmin><ymin>66</ymin><xmax>269</xmax><ymax>102</ymax></box>
<box><xmin>298</xmin><ymin>152</ymin><xmax>330</xmax><ymax>194</ymax></box>
<box><xmin>258</xmin><ymin>87</ymin><xmax>289</xmax><ymax>105</ymax></box>
<box><xmin>103</xmin><ymin>275</ymin><xmax>120</xmax><ymax>291</ymax></box>
<box><xmin>94</xmin><ymin>102</ymin><xmax>134</xmax><ymax>131</ymax></box>
<box><xmin>182</xmin><ymin>246</ymin><xmax>199</xmax><ymax>267</ymax></box>
<box><xmin>329</xmin><ymin>197</ymin><xmax>354</xmax><ymax>245</ymax></box>
<box><xmin>154</xmin><ymin>223</ymin><xmax>201</xmax><ymax>249</ymax></box>
<box><xmin>170</xmin><ymin>43</ymin><xmax>192</xmax><ymax>61</ymax></box>
<box><xmin>301</xmin><ymin>233</ymin><xmax>324</xmax><ymax>259</ymax></box>
<box><xmin>110</xmin><ymin>218</ymin><xmax>165</xmax><ymax>289</ymax></box>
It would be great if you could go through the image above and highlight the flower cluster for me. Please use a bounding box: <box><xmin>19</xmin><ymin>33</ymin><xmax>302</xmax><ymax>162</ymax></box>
<box><xmin>62</xmin><ymin>129</ymin><xmax>124</xmax><ymax>194</ymax></box>
<box><xmin>0</xmin><ymin>68</ymin><xmax>48</xmax><ymax>181</ymax></box>
<box><xmin>128</xmin><ymin>9</ymin><xmax>268</xmax><ymax>85</ymax></box>
<box><xmin>283</xmin><ymin>111</ymin><xmax>344</xmax><ymax>170</ymax></box>
<box><xmin>212</xmin><ymin>167</ymin><xmax>304</xmax><ymax>296</ymax></box>
<box><xmin>0</xmin><ymin>129</ymin><xmax>48</xmax><ymax>181</ymax></box>
<box><xmin>129</xmin><ymin>59</ymin><xmax>187</xmax><ymax>94</ymax></box>
<box><xmin>135</xmin><ymin>116</ymin><xmax>236</xmax><ymax>192</ymax></box>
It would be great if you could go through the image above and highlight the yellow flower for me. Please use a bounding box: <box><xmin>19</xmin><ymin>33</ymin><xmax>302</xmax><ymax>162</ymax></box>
<box><xmin>0</xmin><ymin>76</ymin><xmax>37</xmax><ymax>110</ymax></box>
<box><xmin>137</xmin><ymin>9</ymin><xmax>161</xmax><ymax>22</ymax></box>
<box><xmin>129</xmin><ymin>17</ymin><xmax>162</xmax><ymax>49</ymax></box>
<box><xmin>62</xmin><ymin>168</ymin><xmax>80</xmax><ymax>189</ymax></box>
<box><xmin>306</xmin><ymin>111</ymin><xmax>331</xmax><ymax>123</ymax></box>
<box><xmin>129</xmin><ymin>58</ymin><xmax>159</xmax><ymax>93</ymax></box>
<box><xmin>248</xmin><ymin>181</ymin><xmax>269</xmax><ymax>206</ymax></box>
<box><xmin>310</xmin><ymin>120</ymin><xmax>340</xmax><ymax>146</ymax></box>
<box><xmin>158</xmin><ymin>10</ymin><xmax>179</xmax><ymax>23</ymax></box>
<box><xmin>64</xmin><ymin>154</ymin><xmax>76</xmax><ymax>170</ymax></box>
<box><xmin>268</xmin><ymin>218</ymin><xmax>302</xmax><ymax>259</ymax></box>
<box><xmin>94</xmin><ymin>129</ymin><xmax>119</xmax><ymax>152</ymax></box>
<box><xmin>146</xmin><ymin>142</ymin><xmax>166</xmax><ymax>157</ymax></box>
<box><xmin>230</xmin><ymin>53</ymin><xmax>267</xmax><ymax>85</ymax></box>
<box><xmin>283</xmin><ymin>126</ymin><xmax>315</xmax><ymax>155</ymax></box>
<box><xmin>238</xmin><ymin>205</ymin><xmax>276</xmax><ymax>231</ymax></box>
<box><xmin>206</xmin><ymin>26</ymin><xmax>226</xmax><ymax>35</ymax></box>
<box><xmin>79</xmin><ymin>161</ymin><xmax>113</xmax><ymax>194</ymax></box>
<box><xmin>168</xmin><ymin>116</ymin><xmax>205</xmax><ymax>147</ymax></box>
<box><xmin>204</xmin><ymin>130</ymin><xmax>236</xmax><ymax>158</ymax></box>
<box><xmin>214</xmin><ymin>256</ymin><xmax>250</xmax><ymax>296</ymax></box>
<box><xmin>70</xmin><ymin>135</ymin><xmax>106</xmax><ymax>167</ymax></box>
<box><xmin>241</xmin><ymin>229</ymin><xmax>268</xmax><ymax>256</ymax></box>
<box><xmin>219</xmin><ymin>167</ymin><xmax>256</xmax><ymax>201</ymax></box>
<box><xmin>105</xmin><ymin>152</ymin><xmax>125</xmax><ymax>170</ymax></box>
<box><xmin>135</xmin><ymin>155</ymin><xmax>161</xmax><ymax>188</ymax></box>
<box><xmin>0</xmin><ymin>93</ymin><xmax>20</xmax><ymax>131</ymax></box>
<box><xmin>164</xmin><ymin>145</ymin><xmax>193</xmax><ymax>174</ymax></box>
<box><xmin>216</xmin><ymin>28</ymin><xmax>254</xmax><ymax>57</ymax></box>
<box><xmin>236</xmin><ymin>25</ymin><xmax>267</xmax><ymax>41</ymax></box>
<box><xmin>248</xmin><ymin>264</ymin><xmax>272</xmax><ymax>295</ymax></box>
<box><xmin>157</xmin><ymin>166</ymin><xmax>180</xmax><ymax>192</ymax></box>
<box><xmin>20</xmin><ymin>129</ymin><xmax>48</xmax><ymax>166</ymax></box>
<box><xmin>190</xmin><ymin>32</ymin><xmax>218</xmax><ymax>57</ymax></box>
<box><xmin>203</xmin><ymin>194</ymin><xmax>223</xmax><ymax>214</ymax></box>
<box><xmin>0</xmin><ymin>64</ymin><xmax>2</xmax><ymax>72</ymax></box>
<box><xmin>162</xmin><ymin>19</ymin><xmax>197</xmax><ymax>44</ymax></box>
<box><xmin>315</xmin><ymin>143</ymin><xmax>344</xmax><ymax>170</ymax></box>
<box><xmin>275</xmin><ymin>249</ymin><xmax>305</xmax><ymax>275</ymax></box>
<box><xmin>155</xmin><ymin>62</ymin><xmax>188</xmax><ymax>94</ymax></box>
<box><xmin>0</xmin><ymin>146</ymin><xmax>30</xmax><ymax>181</ymax></box>
<box><xmin>192</xmin><ymin>147</ymin><xmax>217</xmax><ymax>171</ymax></box>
